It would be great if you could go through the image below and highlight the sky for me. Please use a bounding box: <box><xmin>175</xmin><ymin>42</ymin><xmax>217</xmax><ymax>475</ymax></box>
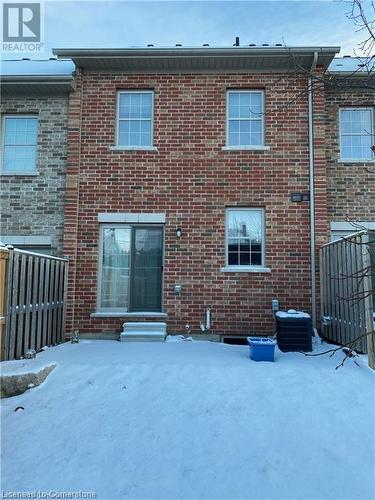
<box><xmin>2</xmin><ymin>0</ymin><xmax>373</xmax><ymax>59</ymax></box>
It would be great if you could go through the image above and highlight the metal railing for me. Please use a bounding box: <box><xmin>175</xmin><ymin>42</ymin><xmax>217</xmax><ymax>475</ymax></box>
<box><xmin>0</xmin><ymin>246</ymin><xmax>68</xmax><ymax>361</ymax></box>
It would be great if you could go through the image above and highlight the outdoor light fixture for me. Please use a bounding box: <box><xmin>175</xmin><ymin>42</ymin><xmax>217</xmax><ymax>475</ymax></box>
<box><xmin>176</xmin><ymin>227</ymin><xmax>182</xmax><ymax>238</ymax></box>
<box><xmin>291</xmin><ymin>192</ymin><xmax>302</xmax><ymax>202</ymax></box>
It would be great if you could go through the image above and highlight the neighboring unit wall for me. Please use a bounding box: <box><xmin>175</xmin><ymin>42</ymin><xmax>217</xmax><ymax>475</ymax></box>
<box><xmin>325</xmin><ymin>83</ymin><xmax>375</xmax><ymax>231</ymax></box>
<box><xmin>0</xmin><ymin>96</ymin><xmax>69</xmax><ymax>256</ymax></box>
<box><xmin>64</xmin><ymin>70</ymin><xmax>329</xmax><ymax>336</ymax></box>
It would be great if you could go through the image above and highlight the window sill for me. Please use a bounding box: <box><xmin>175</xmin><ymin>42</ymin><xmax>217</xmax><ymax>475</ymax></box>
<box><xmin>91</xmin><ymin>311</ymin><xmax>167</xmax><ymax>318</ymax></box>
<box><xmin>337</xmin><ymin>159</ymin><xmax>374</xmax><ymax>164</ymax></box>
<box><xmin>109</xmin><ymin>146</ymin><xmax>158</xmax><ymax>152</ymax></box>
<box><xmin>1</xmin><ymin>171</ymin><xmax>39</xmax><ymax>176</ymax></box>
<box><xmin>221</xmin><ymin>266</ymin><xmax>271</xmax><ymax>273</ymax></box>
<box><xmin>222</xmin><ymin>145</ymin><xmax>271</xmax><ymax>151</ymax></box>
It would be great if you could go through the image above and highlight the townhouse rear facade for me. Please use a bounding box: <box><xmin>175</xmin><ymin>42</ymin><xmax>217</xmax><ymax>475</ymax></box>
<box><xmin>1</xmin><ymin>47</ymin><xmax>374</xmax><ymax>338</ymax></box>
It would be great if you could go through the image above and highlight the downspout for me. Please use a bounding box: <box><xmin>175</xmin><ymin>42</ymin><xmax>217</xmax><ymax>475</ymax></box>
<box><xmin>308</xmin><ymin>51</ymin><xmax>318</xmax><ymax>328</ymax></box>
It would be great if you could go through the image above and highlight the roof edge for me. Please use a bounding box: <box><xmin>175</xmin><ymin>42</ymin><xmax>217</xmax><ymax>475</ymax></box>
<box><xmin>53</xmin><ymin>46</ymin><xmax>341</xmax><ymax>58</ymax></box>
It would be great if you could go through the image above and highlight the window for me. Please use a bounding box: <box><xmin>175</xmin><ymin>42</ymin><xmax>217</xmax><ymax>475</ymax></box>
<box><xmin>226</xmin><ymin>208</ymin><xmax>265</xmax><ymax>267</ymax></box>
<box><xmin>227</xmin><ymin>91</ymin><xmax>264</xmax><ymax>147</ymax></box>
<box><xmin>99</xmin><ymin>224</ymin><xmax>163</xmax><ymax>312</ymax></box>
<box><xmin>117</xmin><ymin>91</ymin><xmax>153</xmax><ymax>147</ymax></box>
<box><xmin>2</xmin><ymin>116</ymin><xmax>38</xmax><ymax>173</ymax></box>
<box><xmin>339</xmin><ymin>107</ymin><xmax>374</xmax><ymax>161</ymax></box>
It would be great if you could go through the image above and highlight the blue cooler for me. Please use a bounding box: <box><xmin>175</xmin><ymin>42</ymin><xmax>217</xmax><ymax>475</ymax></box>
<box><xmin>247</xmin><ymin>337</ymin><xmax>276</xmax><ymax>362</ymax></box>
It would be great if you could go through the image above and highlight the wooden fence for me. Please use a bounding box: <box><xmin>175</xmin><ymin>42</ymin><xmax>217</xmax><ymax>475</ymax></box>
<box><xmin>0</xmin><ymin>246</ymin><xmax>68</xmax><ymax>361</ymax></box>
<box><xmin>320</xmin><ymin>230</ymin><xmax>374</xmax><ymax>354</ymax></box>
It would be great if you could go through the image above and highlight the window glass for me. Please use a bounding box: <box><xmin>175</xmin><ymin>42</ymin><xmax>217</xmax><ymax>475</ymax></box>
<box><xmin>2</xmin><ymin>116</ymin><xmax>38</xmax><ymax>172</ymax></box>
<box><xmin>118</xmin><ymin>92</ymin><xmax>153</xmax><ymax>147</ymax></box>
<box><xmin>226</xmin><ymin>209</ymin><xmax>264</xmax><ymax>266</ymax></box>
<box><xmin>100</xmin><ymin>227</ymin><xmax>131</xmax><ymax>309</ymax></box>
<box><xmin>99</xmin><ymin>225</ymin><xmax>163</xmax><ymax>312</ymax></box>
<box><xmin>227</xmin><ymin>91</ymin><xmax>264</xmax><ymax>147</ymax></box>
<box><xmin>340</xmin><ymin>108</ymin><xmax>374</xmax><ymax>161</ymax></box>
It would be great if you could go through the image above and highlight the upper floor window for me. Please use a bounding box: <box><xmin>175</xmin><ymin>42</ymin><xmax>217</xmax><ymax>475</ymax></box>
<box><xmin>339</xmin><ymin>107</ymin><xmax>374</xmax><ymax>161</ymax></box>
<box><xmin>2</xmin><ymin>116</ymin><xmax>38</xmax><ymax>174</ymax></box>
<box><xmin>226</xmin><ymin>208</ymin><xmax>265</xmax><ymax>267</ymax></box>
<box><xmin>117</xmin><ymin>91</ymin><xmax>154</xmax><ymax>148</ymax></box>
<box><xmin>226</xmin><ymin>90</ymin><xmax>264</xmax><ymax>147</ymax></box>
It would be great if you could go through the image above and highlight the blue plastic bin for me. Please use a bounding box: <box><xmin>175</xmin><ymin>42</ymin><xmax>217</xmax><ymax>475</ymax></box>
<box><xmin>247</xmin><ymin>337</ymin><xmax>276</xmax><ymax>362</ymax></box>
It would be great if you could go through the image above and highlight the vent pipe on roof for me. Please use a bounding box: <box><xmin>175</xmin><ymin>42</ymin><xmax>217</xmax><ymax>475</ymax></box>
<box><xmin>234</xmin><ymin>36</ymin><xmax>240</xmax><ymax>46</ymax></box>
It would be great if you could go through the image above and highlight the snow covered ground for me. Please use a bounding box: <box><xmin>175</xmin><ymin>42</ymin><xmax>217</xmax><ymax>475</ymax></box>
<box><xmin>1</xmin><ymin>339</ymin><xmax>374</xmax><ymax>500</ymax></box>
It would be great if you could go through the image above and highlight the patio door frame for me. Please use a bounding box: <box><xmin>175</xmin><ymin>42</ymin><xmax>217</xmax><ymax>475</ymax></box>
<box><xmin>97</xmin><ymin>223</ymin><xmax>165</xmax><ymax>314</ymax></box>
<box><xmin>129</xmin><ymin>224</ymin><xmax>164</xmax><ymax>313</ymax></box>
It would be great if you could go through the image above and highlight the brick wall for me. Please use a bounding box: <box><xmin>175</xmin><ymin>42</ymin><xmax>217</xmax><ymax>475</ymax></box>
<box><xmin>0</xmin><ymin>96</ymin><xmax>69</xmax><ymax>256</ymax></box>
<box><xmin>64</xmin><ymin>70</ymin><xmax>328</xmax><ymax>336</ymax></box>
<box><xmin>325</xmin><ymin>83</ymin><xmax>375</xmax><ymax>222</ymax></box>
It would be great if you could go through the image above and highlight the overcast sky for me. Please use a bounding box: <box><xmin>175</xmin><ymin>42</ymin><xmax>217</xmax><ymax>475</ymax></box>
<box><xmin>3</xmin><ymin>0</ymin><xmax>372</xmax><ymax>59</ymax></box>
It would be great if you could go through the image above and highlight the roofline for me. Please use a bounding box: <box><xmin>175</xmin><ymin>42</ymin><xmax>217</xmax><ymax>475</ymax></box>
<box><xmin>1</xmin><ymin>74</ymin><xmax>74</xmax><ymax>83</ymax></box>
<box><xmin>53</xmin><ymin>46</ymin><xmax>340</xmax><ymax>59</ymax></box>
<box><xmin>327</xmin><ymin>70</ymin><xmax>373</xmax><ymax>77</ymax></box>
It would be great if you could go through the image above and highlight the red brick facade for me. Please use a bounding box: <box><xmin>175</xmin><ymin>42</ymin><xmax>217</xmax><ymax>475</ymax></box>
<box><xmin>63</xmin><ymin>69</ymin><xmax>329</xmax><ymax>337</ymax></box>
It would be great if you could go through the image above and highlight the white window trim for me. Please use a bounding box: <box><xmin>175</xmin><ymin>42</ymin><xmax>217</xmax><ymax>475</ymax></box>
<box><xmin>223</xmin><ymin>207</ymin><xmax>267</xmax><ymax>271</ymax></box>
<box><xmin>97</xmin><ymin>224</ymin><xmax>131</xmax><ymax>314</ymax></box>
<box><xmin>330</xmin><ymin>221</ymin><xmax>375</xmax><ymax>241</ymax></box>
<box><xmin>330</xmin><ymin>221</ymin><xmax>375</xmax><ymax>231</ymax></box>
<box><xmin>1</xmin><ymin>115</ymin><xmax>38</xmax><ymax>175</ymax></box>
<box><xmin>338</xmin><ymin>107</ymin><xmax>375</xmax><ymax>162</ymax></box>
<box><xmin>222</xmin><ymin>145</ymin><xmax>270</xmax><ymax>152</ymax></box>
<box><xmin>221</xmin><ymin>266</ymin><xmax>271</xmax><ymax>273</ymax></box>
<box><xmin>115</xmin><ymin>90</ymin><xmax>155</xmax><ymax>150</ymax></box>
<box><xmin>226</xmin><ymin>90</ymin><xmax>266</xmax><ymax>149</ymax></box>
<box><xmin>97</xmin><ymin>213</ymin><xmax>166</xmax><ymax>224</ymax></box>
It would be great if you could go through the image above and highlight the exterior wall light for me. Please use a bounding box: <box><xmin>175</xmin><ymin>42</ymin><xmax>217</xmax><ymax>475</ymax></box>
<box><xmin>291</xmin><ymin>192</ymin><xmax>302</xmax><ymax>202</ymax></box>
<box><xmin>176</xmin><ymin>227</ymin><xmax>182</xmax><ymax>238</ymax></box>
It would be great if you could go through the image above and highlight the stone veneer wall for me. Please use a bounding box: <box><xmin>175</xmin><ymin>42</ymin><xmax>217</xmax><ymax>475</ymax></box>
<box><xmin>325</xmin><ymin>83</ymin><xmax>375</xmax><ymax>223</ymax></box>
<box><xmin>0</xmin><ymin>95</ymin><xmax>69</xmax><ymax>256</ymax></box>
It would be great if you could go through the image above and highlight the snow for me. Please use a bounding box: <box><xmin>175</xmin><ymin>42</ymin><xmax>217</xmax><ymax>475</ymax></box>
<box><xmin>0</xmin><ymin>59</ymin><xmax>74</xmax><ymax>77</ymax></box>
<box><xmin>248</xmin><ymin>337</ymin><xmax>276</xmax><ymax>345</ymax></box>
<box><xmin>275</xmin><ymin>309</ymin><xmax>310</xmax><ymax>319</ymax></box>
<box><xmin>328</xmin><ymin>57</ymin><xmax>372</xmax><ymax>73</ymax></box>
<box><xmin>1</xmin><ymin>340</ymin><xmax>374</xmax><ymax>500</ymax></box>
<box><xmin>1</xmin><ymin>351</ymin><xmax>55</xmax><ymax>376</ymax></box>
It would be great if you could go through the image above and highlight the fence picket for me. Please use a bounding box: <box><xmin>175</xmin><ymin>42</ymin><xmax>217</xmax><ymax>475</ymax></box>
<box><xmin>30</xmin><ymin>256</ymin><xmax>39</xmax><ymax>351</ymax></box>
<box><xmin>0</xmin><ymin>249</ymin><xmax>69</xmax><ymax>361</ymax></box>
<box><xmin>319</xmin><ymin>231</ymin><xmax>372</xmax><ymax>354</ymax></box>
<box><xmin>42</xmin><ymin>259</ymin><xmax>50</xmax><ymax>349</ymax></box>
<box><xmin>23</xmin><ymin>256</ymin><xmax>33</xmax><ymax>354</ymax></box>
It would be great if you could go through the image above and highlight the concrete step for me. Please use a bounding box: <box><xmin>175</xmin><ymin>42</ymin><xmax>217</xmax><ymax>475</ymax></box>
<box><xmin>120</xmin><ymin>322</ymin><xmax>167</xmax><ymax>342</ymax></box>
